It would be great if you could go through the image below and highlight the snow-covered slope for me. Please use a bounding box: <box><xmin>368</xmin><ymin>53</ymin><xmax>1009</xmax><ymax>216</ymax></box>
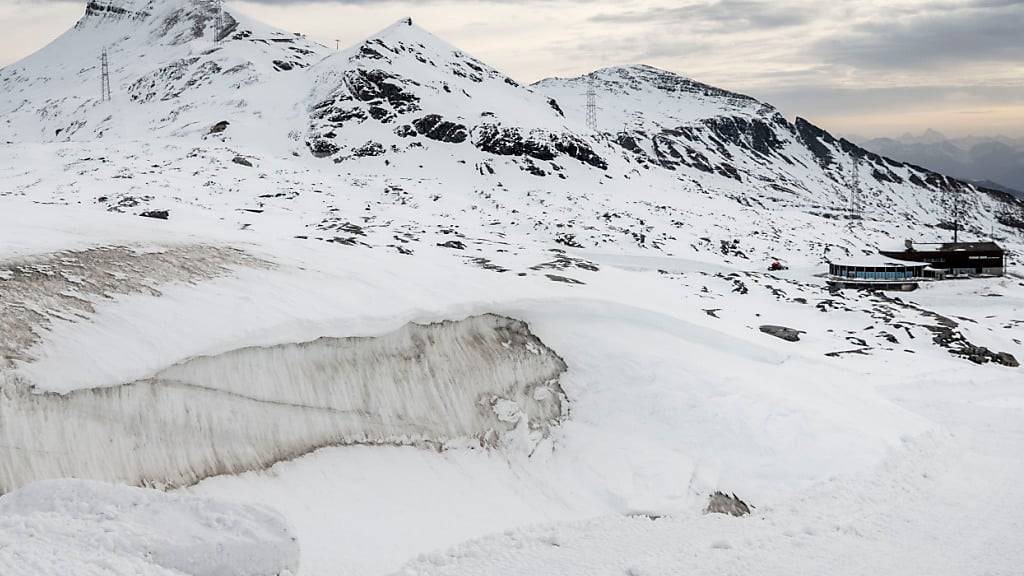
<box><xmin>2</xmin><ymin>5</ymin><xmax>1021</xmax><ymax>270</ymax></box>
<box><xmin>0</xmin><ymin>0</ymin><xmax>329</xmax><ymax>144</ymax></box>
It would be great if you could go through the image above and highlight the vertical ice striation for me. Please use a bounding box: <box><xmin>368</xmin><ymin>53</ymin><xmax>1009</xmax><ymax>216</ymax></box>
<box><xmin>0</xmin><ymin>314</ymin><xmax>568</xmax><ymax>494</ymax></box>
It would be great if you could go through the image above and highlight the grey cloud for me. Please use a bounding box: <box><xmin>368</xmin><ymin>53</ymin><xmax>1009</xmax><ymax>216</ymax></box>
<box><xmin>755</xmin><ymin>83</ymin><xmax>1024</xmax><ymax>118</ymax></box>
<box><xmin>590</xmin><ymin>0</ymin><xmax>816</xmax><ymax>30</ymax></box>
<box><xmin>816</xmin><ymin>1</ymin><xmax>1024</xmax><ymax>70</ymax></box>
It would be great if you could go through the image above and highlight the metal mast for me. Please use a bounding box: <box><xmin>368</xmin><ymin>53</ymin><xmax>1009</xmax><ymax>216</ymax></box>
<box><xmin>850</xmin><ymin>157</ymin><xmax>861</xmax><ymax>215</ymax></box>
<box><xmin>951</xmin><ymin>184</ymin><xmax>961</xmax><ymax>244</ymax></box>
<box><xmin>100</xmin><ymin>48</ymin><xmax>112</xmax><ymax>102</ymax></box>
<box><xmin>585</xmin><ymin>74</ymin><xmax>598</xmax><ymax>131</ymax></box>
<box><xmin>215</xmin><ymin>0</ymin><xmax>224</xmax><ymax>41</ymax></box>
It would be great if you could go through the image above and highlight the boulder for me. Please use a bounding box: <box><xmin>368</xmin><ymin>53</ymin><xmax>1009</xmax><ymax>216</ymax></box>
<box><xmin>759</xmin><ymin>324</ymin><xmax>804</xmax><ymax>342</ymax></box>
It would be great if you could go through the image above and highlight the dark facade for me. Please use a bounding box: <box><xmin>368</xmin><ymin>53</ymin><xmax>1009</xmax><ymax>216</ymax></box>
<box><xmin>880</xmin><ymin>242</ymin><xmax>1005</xmax><ymax>276</ymax></box>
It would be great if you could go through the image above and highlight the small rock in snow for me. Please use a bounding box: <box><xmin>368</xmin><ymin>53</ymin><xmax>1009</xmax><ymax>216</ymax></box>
<box><xmin>705</xmin><ymin>491</ymin><xmax>751</xmax><ymax>517</ymax></box>
<box><xmin>759</xmin><ymin>324</ymin><xmax>804</xmax><ymax>342</ymax></box>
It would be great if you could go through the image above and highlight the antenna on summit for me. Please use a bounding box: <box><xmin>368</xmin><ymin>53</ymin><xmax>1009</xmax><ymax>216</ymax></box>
<box><xmin>203</xmin><ymin>0</ymin><xmax>224</xmax><ymax>41</ymax></box>
<box><xmin>100</xmin><ymin>47</ymin><xmax>112</xmax><ymax>102</ymax></box>
<box><xmin>584</xmin><ymin>74</ymin><xmax>599</xmax><ymax>131</ymax></box>
<box><xmin>213</xmin><ymin>0</ymin><xmax>224</xmax><ymax>42</ymax></box>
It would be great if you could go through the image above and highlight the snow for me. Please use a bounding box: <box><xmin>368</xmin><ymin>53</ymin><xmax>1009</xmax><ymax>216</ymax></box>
<box><xmin>0</xmin><ymin>479</ymin><xmax>299</xmax><ymax>576</ymax></box>
<box><xmin>394</xmin><ymin>370</ymin><xmax>1024</xmax><ymax>576</ymax></box>
<box><xmin>0</xmin><ymin>3</ymin><xmax>1023</xmax><ymax>576</ymax></box>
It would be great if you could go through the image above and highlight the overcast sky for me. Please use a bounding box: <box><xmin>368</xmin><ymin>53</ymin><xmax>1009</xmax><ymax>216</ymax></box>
<box><xmin>1</xmin><ymin>0</ymin><xmax>1022</xmax><ymax>138</ymax></box>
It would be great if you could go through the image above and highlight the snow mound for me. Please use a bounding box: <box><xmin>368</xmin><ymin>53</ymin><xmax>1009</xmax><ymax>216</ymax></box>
<box><xmin>0</xmin><ymin>479</ymin><xmax>298</xmax><ymax>576</ymax></box>
<box><xmin>0</xmin><ymin>314</ymin><xmax>567</xmax><ymax>493</ymax></box>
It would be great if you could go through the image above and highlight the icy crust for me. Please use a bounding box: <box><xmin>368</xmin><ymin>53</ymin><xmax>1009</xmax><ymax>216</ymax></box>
<box><xmin>0</xmin><ymin>314</ymin><xmax>568</xmax><ymax>494</ymax></box>
<box><xmin>0</xmin><ymin>479</ymin><xmax>298</xmax><ymax>576</ymax></box>
<box><xmin>0</xmin><ymin>245</ymin><xmax>269</xmax><ymax>368</ymax></box>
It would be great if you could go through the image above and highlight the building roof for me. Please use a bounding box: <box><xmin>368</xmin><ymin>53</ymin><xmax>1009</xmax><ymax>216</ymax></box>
<box><xmin>936</xmin><ymin>241</ymin><xmax>1003</xmax><ymax>252</ymax></box>
<box><xmin>887</xmin><ymin>241</ymin><xmax>1003</xmax><ymax>253</ymax></box>
<box><xmin>829</xmin><ymin>253</ymin><xmax>925</xmax><ymax>267</ymax></box>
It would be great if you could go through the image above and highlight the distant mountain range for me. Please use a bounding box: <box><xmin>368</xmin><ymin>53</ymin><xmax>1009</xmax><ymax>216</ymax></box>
<box><xmin>858</xmin><ymin>131</ymin><xmax>1024</xmax><ymax>199</ymax></box>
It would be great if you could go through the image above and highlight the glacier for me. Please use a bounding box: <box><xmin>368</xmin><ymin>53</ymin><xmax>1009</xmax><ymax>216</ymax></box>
<box><xmin>0</xmin><ymin>2</ymin><xmax>1023</xmax><ymax>575</ymax></box>
<box><xmin>0</xmin><ymin>314</ymin><xmax>567</xmax><ymax>494</ymax></box>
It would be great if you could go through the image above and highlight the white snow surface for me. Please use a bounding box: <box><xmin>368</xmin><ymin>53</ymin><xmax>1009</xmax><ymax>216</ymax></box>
<box><xmin>0</xmin><ymin>479</ymin><xmax>298</xmax><ymax>576</ymax></box>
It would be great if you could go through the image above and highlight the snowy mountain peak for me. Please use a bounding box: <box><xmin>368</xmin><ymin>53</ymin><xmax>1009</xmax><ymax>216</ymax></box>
<box><xmin>76</xmin><ymin>0</ymin><xmax>230</xmax><ymax>44</ymax></box>
<box><xmin>535</xmin><ymin>64</ymin><xmax>769</xmax><ymax>132</ymax></box>
<box><xmin>304</xmin><ymin>17</ymin><xmax>594</xmax><ymax>164</ymax></box>
<box><xmin>597</xmin><ymin>64</ymin><xmax>759</xmax><ymax>106</ymax></box>
<box><xmin>82</xmin><ymin>1</ymin><xmax>153</xmax><ymax>22</ymax></box>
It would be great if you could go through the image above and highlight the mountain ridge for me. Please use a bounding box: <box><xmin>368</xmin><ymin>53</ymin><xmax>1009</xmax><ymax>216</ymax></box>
<box><xmin>0</xmin><ymin>7</ymin><xmax>1021</xmax><ymax>270</ymax></box>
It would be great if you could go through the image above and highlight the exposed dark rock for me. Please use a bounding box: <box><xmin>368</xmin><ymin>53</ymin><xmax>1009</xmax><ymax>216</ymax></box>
<box><xmin>231</xmin><ymin>156</ymin><xmax>253</xmax><ymax>167</ymax></box>
<box><xmin>351</xmin><ymin>141</ymin><xmax>385</xmax><ymax>157</ymax></box>
<box><xmin>554</xmin><ymin>233</ymin><xmax>584</xmax><ymax>249</ymax></box>
<box><xmin>703</xmin><ymin>115</ymin><xmax>785</xmax><ymax>158</ymax></box>
<box><xmin>794</xmin><ymin>117</ymin><xmax>836</xmax><ymax>167</ymax></box>
<box><xmin>208</xmin><ymin>120</ymin><xmax>230</xmax><ymax>135</ymax></box>
<box><xmin>553</xmin><ymin>134</ymin><xmax>607</xmax><ymax>169</ymax></box>
<box><xmin>307</xmin><ymin>139</ymin><xmax>340</xmax><ymax>158</ymax></box>
<box><xmin>545</xmin><ymin>274</ymin><xmax>585</xmax><ymax>285</ymax></box>
<box><xmin>394</xmin><ymin>124</ymin><xmax>417</xmax><ymax>138</ymax></box>
<box><xmin>412</xmin><ymin>115</ymin><xmax>468</xmax><ymax>144</ymax></box>
<box><xmin>473</xmin><ymin>125</ymin><xmax>555</xmax><ymax>161</ymax></box>
<box><xmin>139</xmin><ymin>210</ymin><xmax>169</xmax><ymax>220</ymax></box>
<box><xmin>825</xmin><ymin>348</ymin><xmax>872</xmax><ymax>357</ymax></box>
<box><xmin>437</xmin><ymin>240</ymin><xmax>466</xmax><ymax>250</ymax></box>
<box><xmin>705</xmin><ymin>492</ymin><xmax>751</xmax><ymax>517</ymax></box>
<box><xmin>615</xmin><ymin>132</ymin><xmax>643</xmax><ymax>154</ymax></box>
<box><xmin>465</xmin><ymin>257</ymin><xmax>509</xmax><ymax>273</ymax></box>
<box><xmin>759</xmin><ymin>325</ymin><xmax>804</xmax><ymax>342</ymax></box>
<box><xmin>547</xmin><ymin>97</ymin><xmax>565</xmax><ymax>117</ymax></box>
<box><xmin>358</xmin><ymin>44</ymin><xmax>386</xmax><ymax>60</ymax></box>
<box><xmin>522</xmin><ymin>160</ymin><xmax>546</xmax><ymax>177</ymax></box>
<box><xmin>368</xmin><ymin>106</ymin><xmax>395</xmax><ymax>123</ymax></box>
<box><xmin>321</xmin><ymin>107</ymin><xmax>366</xmax><ymax>126</ymax></box>
<box><xmin>996</xmin><ymin>352</ymin><xmax>1020</xmax><ymax>368</ymax></box>
<box><xmin>343</xmin><ymin>69</ymin><xmax>420</xmax><ymax>113</ymax></box>
<box><xmin>530</xmin><ymin>254</ymin><xmax>599</xmax><ymax>272</ymax></box>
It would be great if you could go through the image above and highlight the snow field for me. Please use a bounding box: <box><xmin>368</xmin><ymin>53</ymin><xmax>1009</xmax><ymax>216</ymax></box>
<box><xmin>0</xmin><ymin>479</ymin><xmax>299</xmax><ymax>576</ymax></box>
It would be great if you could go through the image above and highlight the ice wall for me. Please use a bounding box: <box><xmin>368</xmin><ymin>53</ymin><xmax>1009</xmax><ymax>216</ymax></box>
<box><xmin>0</xmin><ymin>314</ymin><xmax>567</xmax><ymax>494</ymax></box>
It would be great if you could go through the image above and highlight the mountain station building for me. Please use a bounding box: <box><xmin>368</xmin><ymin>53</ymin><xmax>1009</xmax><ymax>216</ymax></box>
<box><xmin>879</xmin><ymin>241</ymin><xmax>1005</xmax><ymax>277</ymax></box>
<box><xmin>826</xmin><ymin>253</ymin><xmax>933</xmax><ymax>292</ymax></box>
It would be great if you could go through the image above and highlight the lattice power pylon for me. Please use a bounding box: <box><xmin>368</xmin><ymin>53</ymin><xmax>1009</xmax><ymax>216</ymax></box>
<box><xmin>215</xmin><ymin>0</ymin><xmax>224</xmax><ymax>41</ymax></box>
<box><xmin>850</xmin><ymin>157</ymin><xmax>861</xmax><ymax>215</ymax></box>
<box><xmin>100</xmin><ymin>48</ymin><xmax>112</xmax><ymax>102</ymax></box>
<box><xmin>585</xmin><ymin>74</ymin><xmax>599</xmax><ymax>131</ymax></box>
